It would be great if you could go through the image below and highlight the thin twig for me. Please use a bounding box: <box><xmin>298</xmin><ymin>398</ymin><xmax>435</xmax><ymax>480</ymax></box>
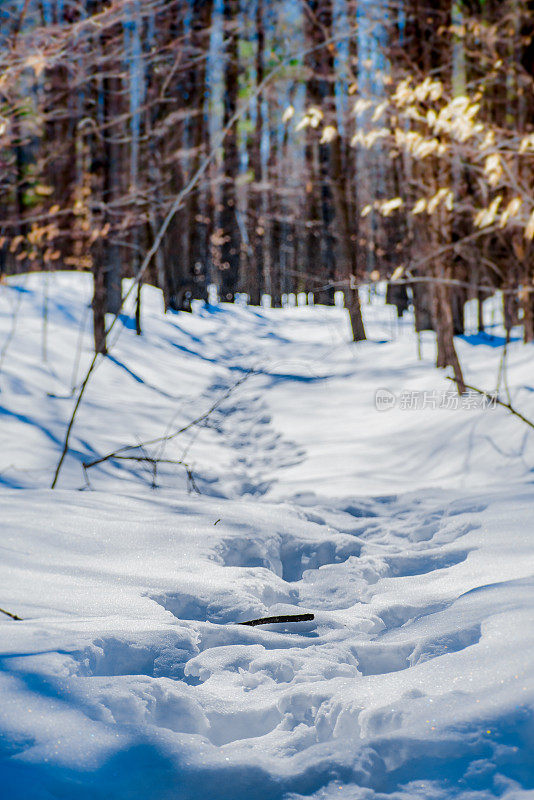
<box><xmin>285</xmin><ymin>270</ymin><xmax>513</xmax><ymax>296</ymax></box>
<box><xmin>42</xmin><ymin>272</ymin><xmax>49</xmax><ymax>363</ymax></box>
<box><xmin>0</xmin><ymin>288</ymin><xmax>23</xmax><ymax>382</ymax></box>
<box><xmin>83</xmin><ymin>453</ymin><xmax>201</xmax><ymax>492</ymax></box>
<box><xmin>447</xmin><ymin>377</ymin><xmax>534</xmax><ymax>430</ymax></box>
<box><xmin>70</xmin><ymin>302</ymin><xmax>91</xmax><ymax>393</ymax></box>
<box><xmin>82</xmin><ymin>370</ymin><xmax>254</xmax><ymax>471</ymax></box>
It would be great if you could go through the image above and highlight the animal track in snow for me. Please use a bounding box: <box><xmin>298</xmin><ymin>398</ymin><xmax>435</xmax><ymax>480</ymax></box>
<box><xmin>151</xmin><ymin>583</ymin><xmax>295</xmax><ymax>627</ymax></box>
<box><xmin>408</xmin><ymin>622</ymin><xmax>482</xmax><ymax>666</ymax></box>
<box><xmin>201</xmin><ymin>375</ymin><xmax>306</xmax><ymax>497</ymax></box>
<box><xmin>384</xmin><ymin>547</ymin><xmax>471</xmax><ymax>577</ymax></box>
<box><xmin>204</xmin><ymin>703</ymin><xmax>284</xmax><ymax>745</ymax></box>
<box><xmin>353</xmin><ymin>621</ymin><xmax>482</xmax><ymax>676</ymax></box>
<box><xmin>72</xmin><ymin>482</ymin><xmax>487</xmax><ymax>762</ymax></box>
<box><xmin>72</xmin><ymin>630</ymin><xmax>200</xmax><ymax>681</ymax></box>
<box><xmin>279</xmin><ymin>538</ymin><xmax>362</xmax><ymax>582</ymax></box>
<box><xmin>94</xmin><ymin>677</ymin><xmax>210</xmax><ymax>735</ymax></box>
<box><xmin>214</xmin><ymin>532</ymin><xmax>363</xmax><ymax>583</ymax></box>
<box><xmin>375</xmin><ymin>599</ymin><xmax>453</xmax><ymax>632</ymax></box>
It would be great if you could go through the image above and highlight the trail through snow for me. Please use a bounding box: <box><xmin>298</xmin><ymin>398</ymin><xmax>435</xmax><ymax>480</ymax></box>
<box><xmin>1</xmin><ymin>274</ymin><xmax>533</xmax><ymax>799</ymax></box>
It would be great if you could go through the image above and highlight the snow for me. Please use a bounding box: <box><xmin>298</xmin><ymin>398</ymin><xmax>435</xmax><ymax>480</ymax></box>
<box><xmin>1</xmin><ymin>272</ymin><xmax>533</xmax><ymax>799</ymax></box>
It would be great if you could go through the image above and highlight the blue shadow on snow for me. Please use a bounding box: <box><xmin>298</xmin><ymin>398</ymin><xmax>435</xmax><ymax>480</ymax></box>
<box><xmin>459</xmin><ymin>332</ymin><xmax>521</xmax><ymax>347</ymax></box>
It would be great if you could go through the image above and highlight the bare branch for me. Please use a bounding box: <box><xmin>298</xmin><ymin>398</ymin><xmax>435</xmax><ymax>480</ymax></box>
<box><xmin>80</xmin><ymin>369</ymin><xmax>254</xmax><ymax>493</ymax></box>
<box><xmin>447</xmin><ymin>377</ymin><xmax>534</xmax><ymax>431</ymax></box>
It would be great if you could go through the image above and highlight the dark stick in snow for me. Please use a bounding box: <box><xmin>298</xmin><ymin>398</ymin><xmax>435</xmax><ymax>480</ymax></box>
<box><xmin>0</xmin><ymin>607</ymin><xmax>22</xmax><ymax>621</ymax></box>
<box><xmin>238</xmin><ymin>613</ymin><xmax>314</xmax><ymax>627</ymax></box>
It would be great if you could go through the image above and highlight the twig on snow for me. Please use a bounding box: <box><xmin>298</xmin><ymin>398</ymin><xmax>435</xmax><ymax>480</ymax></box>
<box><xmin>0</xmin><ymin>606</ymin><xmax>22</xmax><ymax>621</ymax></box>
<box><xmin>447</xmin><ymin>376</ymin><xmax>534</xmax><ymax>430</ymax></box>
<box><xmin>238</xmin><ymin>613</ymin><xmax>314</xmax><ymax>627</ymax></box>
<box><xmin>83</xmin><ymin>455</ymin><xmax>201</xmax><ymax>493</ymax></box>
<box><xmin>82</xmin><ymin>370</ymin><xmax>254</xmax><ymax>477</ymax></box>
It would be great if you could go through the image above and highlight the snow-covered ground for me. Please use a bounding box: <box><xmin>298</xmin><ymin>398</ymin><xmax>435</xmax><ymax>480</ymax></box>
<box><xmin>1</xmin><ymin>273</ymin><xmax>533</xmax><ymax>800</ymax></box>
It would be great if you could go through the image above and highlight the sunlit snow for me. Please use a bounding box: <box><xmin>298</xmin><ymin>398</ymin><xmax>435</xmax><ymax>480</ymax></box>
<box><xmin>1</xmin><ymin>273</ymin><xmax>533</xmax><ymax>799</ymax></box>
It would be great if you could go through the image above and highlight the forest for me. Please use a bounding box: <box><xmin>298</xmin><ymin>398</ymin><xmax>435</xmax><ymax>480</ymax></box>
<box><xmin>2</xmin><ymin>1</ymin><xmax>534</xmax><ymax>390</ymax></box>
<box><xmin>1</xmin><ymin>3</ymin><xmax>534</xmax><ymax>800</ymax></box>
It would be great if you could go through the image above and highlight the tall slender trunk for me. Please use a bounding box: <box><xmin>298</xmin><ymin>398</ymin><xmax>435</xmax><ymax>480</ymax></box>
<box><xmin>219</xmin><ymin>0</ymin><xmax>241</xmax><ymax>302</ymax></box>
<box><xmin>248</xmin><ymin>0</ymin><xmax>265</xmax><ymax>306</ymax></box>
<box><xmin>305</xmin><ymin>0</ymin><xmax>336</xmax><ymax>306</ymax></box>
<box><xmin>102</xmin><ymin>73</ymin><xmax>123</xmax><ymax>315</ymax></box>
<box><xmin>188</xmin><ymin>0</ymin><xmax>212</xmax><ymax>302</ymax></box>
<box><xmin>432</xmin><ymin>266</ymin><xmax>465</xmax><ymax>394</ymax></box>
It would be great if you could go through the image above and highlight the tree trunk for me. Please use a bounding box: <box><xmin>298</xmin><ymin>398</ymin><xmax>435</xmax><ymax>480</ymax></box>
<box><xmin>477</xmin><ymin>292</ymin><xmax>485</xmax><ymax>333</ymax></box>
<box><xmin>102</xmin><ymin>73</ymin><xmax>123</xmax><ymax>315</ymax></box>
<box><xmin>219</xmin><ymin>0</ymin><xmax>241</xmax><ymax>302</ymax></box>
<box><xmin>413</xmin><ymin>283</ymin><xmax>435</xmax><ymax>332</ymax></box>
<box><xmin>451</xmin><ymin>288</ymin><xmax>466</xmax><ymax>336</ymax></box>
<box><xmin>347</xmin><ymin>288</ymin><xmax>366</xmax><ymax>341</ymax></box>
<box><xmin>386</xmin><ymin>283</ymin><xmax>409</xmax><ymax>318</ymax></box>
<box><xmin>305</xmin><ymin>0</ymin><xmax>336</xmax><ymax>306</ymax></box>
<box><xmin>185</xmin><ymin>0</ymin><xmax>213</xmax><ymax>303</ymax></box>
<box><xmin>92</xmin><ymin>259</ymin><xmax>107</xmax><ymax>355</ymax></box>
<box><xmin>432</xmin><ymin>278</ymin><xmax>465</xmax><ymax>394</ymax></box>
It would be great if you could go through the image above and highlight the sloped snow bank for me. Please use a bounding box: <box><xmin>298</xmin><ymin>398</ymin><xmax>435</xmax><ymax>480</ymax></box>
<box><xmin>0</xmin><ymin>273</ymin><xmax>533</xmax><ymax>799</ymax></box>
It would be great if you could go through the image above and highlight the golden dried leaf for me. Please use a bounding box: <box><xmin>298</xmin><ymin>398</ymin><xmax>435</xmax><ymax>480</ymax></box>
<box><xmin>353</xmin><ymin>98</ymin><xmax>373</xmax><ymax>115</ymax></box>
<box><xmin>282</xmin><ymin>106</ymin><xmax>294</xmax><ymax>124</ymax></box>
<box><xmin>412</xmin><ymin>198</ymin><xmax>427</xmax><ymax>215</ymax></box>
<box><xmin>519</xmin><ymin>135</ymin><xmax>534</xmax><ymax>154</ymax></box>
<box><xmin>499</xmin><ymin>197</ymin><xmax>522</xmax><ymax>228</ymax></box>
<box><xmin>35</xmin><ymin>185</ymin><xmax>53</xmax><ymax>197</ymax></box>
<box><xmin>26</xmin><ymin>53</ymin><xmax>46</xmax><ymax>78</ymax></box>
<box><xmin>371</xmin><ymin>102</ymin><xmax>388</xmax><ymax>122</ymax></box>
<box><xmin>427</xmin><ymin>188</ymin><xmax>450</xmax><ymax>215</ymax></box>
<box><xmin>380</xmin><ymin>197</ymin><xmax>404</xmax><ymax>217</ymax></box>
<box><xmin>320</xmin><ymin>125</ymin><xmax>337</xmax><ymax>144</ymax></box>
<box><xmin>524</xmin><ymin>210</ymin><xmax>534</xmax><ymax>241</ymax></box>
<box><xmin>295</xmin><ymin>116</ymin><xmax>310</xmax><ymax>132</ymax></box>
